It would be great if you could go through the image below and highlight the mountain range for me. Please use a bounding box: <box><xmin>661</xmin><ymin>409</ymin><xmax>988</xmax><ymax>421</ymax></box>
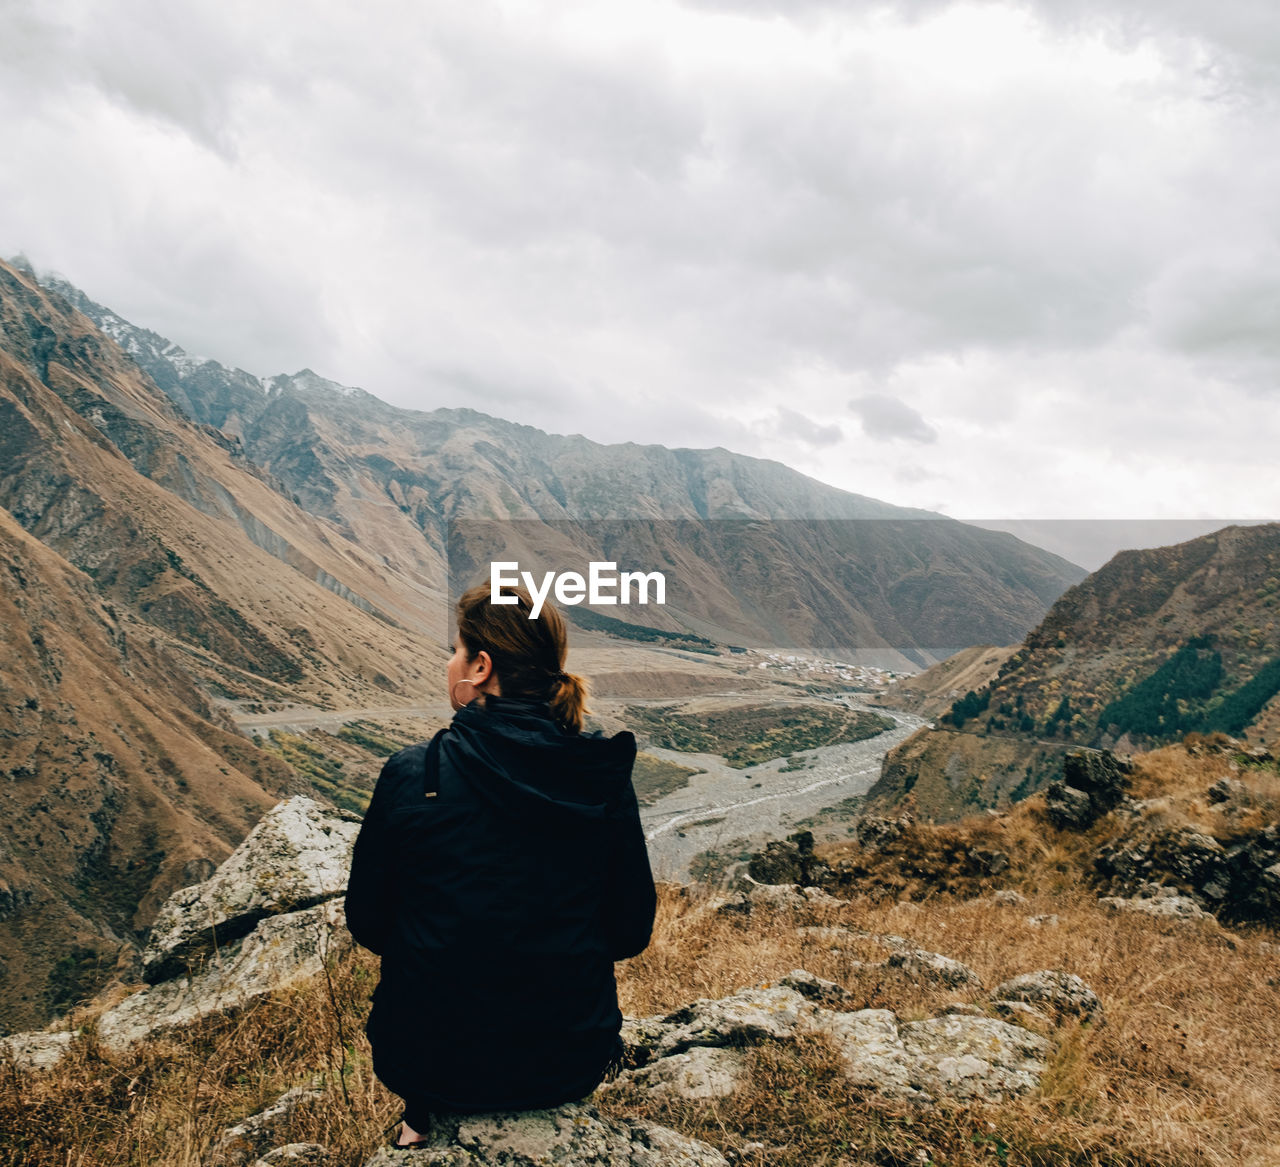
<box><xmin>0</xmin><ymin>256</ymin><xmax>1082</xmax><ymax>1027</ymax></box>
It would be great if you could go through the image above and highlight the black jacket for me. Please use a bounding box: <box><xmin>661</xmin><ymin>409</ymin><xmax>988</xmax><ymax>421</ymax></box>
<box><xmin>345</xmin><ymin>696</ymin><xmax>656</xmax><ymax>1112</ymax></box>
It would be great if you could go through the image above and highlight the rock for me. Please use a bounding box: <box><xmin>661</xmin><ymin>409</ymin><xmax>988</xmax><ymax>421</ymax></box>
<box><xmin>817</xmin><ymin>1009</ymin><xmax>921</xmax><ymax>1101</ymax></box>
<box><xmin>719</xmin><ymin>881</ymin><xmax>844</xmax><ymax>918</ymax></box>
<box><xmin>654</xmin><ymin>987</ymin><xmax>818</xmax><ymax>1057</ymax></box>
<box><xmin>899</xmin><ymin>1015</ymin><xmax>1050</xmax><ymax>1101</ymax></box>
<box><xmin>816</xmin><ymin>1009</ymin><xmax>1049</xmax><ymax>1104</ymax></box>
<box><xmin>1100</xmin><ymin>888</ymin><xmax>1214</xmax><ymax>922</ymax></box>
<box><xmin>253</xmin><ymin>1144</ymin><xmax>330</xmax><ymax>1166</ymax></box>
<box><xmin>143</xmin><ymin>797</ymin><xmax>360</xmax><ymax>983</ymax></box>
<box><xmin>855</xmin><ymin>813</ymin><xmax>914</xmax><ymax>850</ymax></box>
<box><xmin>98</xmin><ymin>901</ymin><xmax>349</xmax><ymax>1055</ymax></box>
<box><xmin>886</xmin><ymin>949</ymin><xmax>983</xmax><ymax>990</ymax></box>
<box><xmin>1046</xmin><ymin>750</ymin><xmax>1131</xmax><ymax>830</ymax></box>
<box><xmin>360</xmin><ymin>1103</ymin><xmax>729</xmax><ymax>1166</ymax></box>
<box><xmin>747</xmin><ymin>831</ymin><xmax>830</xmax><ymax>886</ymax></box>
<box><xmin>616</xmin><ymin>1046</ymin><xmax>749</xmax><ymax>1101</ymax></box>
<box><xmin>991</xmin><ymin>1000</ymin><xmax>1052</xmax><ymax>1028</ymax></box>
<box><xmin>0</xmin><ymin>1029</ymin><xmax>74</xmax><ymax>1072</ymax></box>
<box><xmin>1207</xmin><ymin>777</ymin><xmax>1245</xmax><ymax>805</ymax></box>
<box><xmin>210</xmin><ymin>1086</ymin><xmax>325</xmax><ymax>1166</ymax></box>
<box><xmin>1044</xmin><ymin>783</ymin><xmax>1094</xmax><ymax>830</ymax></box>
<box><xmin>991</xmin><ymin>890</ymin><xmax>1028</xmax><ymax>906</ymax></box>
<box><xmin>766</xmin><ymin>969</ymin><xmax>854</xmax><ymax>1008</ymax></box>
<box><xmin>1026</xmin><ymin>914</ymin><xmax>1059</xmax><ymax>928</ymax></box>
<box><xmin>989</xmin><ymin>971</ymin><xmax>1101</xmax><ymax>1025</ymax></box>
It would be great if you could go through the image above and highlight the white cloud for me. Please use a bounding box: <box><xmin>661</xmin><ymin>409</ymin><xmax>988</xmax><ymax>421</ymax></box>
<box><xmin>3</xmin><ymin>0</ymin><xmax>1280</xmax><ymax>520</ymax></box>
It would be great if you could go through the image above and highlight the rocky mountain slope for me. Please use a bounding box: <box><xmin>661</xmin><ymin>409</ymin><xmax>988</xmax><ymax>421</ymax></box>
<box><xmin>45</xmin><ymin>269</ymin><xmax>1085</xmax><ymax>665</ymax></box>
<box><xmin>869</xmin><ymin>523</ymin><xmax>1280</xmax><ymax>818</ymax></box>
<box><xmin>0</xmin><ymin>260</ymin><xmax>448</xmax><ymax>1028</ymax></box>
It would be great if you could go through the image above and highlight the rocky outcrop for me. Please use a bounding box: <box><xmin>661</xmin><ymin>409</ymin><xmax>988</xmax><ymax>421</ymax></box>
<box><xmin>1094</xmin><ymin>823</ymin><xmax>1280</xmax><ymax>924</ymax></box>
<box><xmin>143</xmin><ymin>797</ymin><xmax>360</xmax><ymax>983</ymax></box>
<box><xmin>608</xmin><ymin>966</ymin><xmax>1083</xmax><ymax>1108</ymax></box>
<box><xmin>1044</xmin><ymin>749</ymin><xmax>1132</xmax><ymax>830</ymax></box>
<box><xmin>362</xmin><ymin>1104</ymin><xmax>729</xmax><ymax>1167</ymax></box>
<box><xmin>0</xmin><ymin>797</ymin><xmax>355</xmax><ymax>1069</ymax></box>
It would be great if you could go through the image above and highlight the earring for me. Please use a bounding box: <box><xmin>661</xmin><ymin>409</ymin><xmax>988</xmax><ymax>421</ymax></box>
<box><xmin>450</xmin><ymin>677</ymin><xmax>479</xmax><ymax>707</ymax></box>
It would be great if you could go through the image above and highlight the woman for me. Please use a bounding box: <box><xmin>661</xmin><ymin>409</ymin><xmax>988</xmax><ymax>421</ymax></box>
<box><xmin>345</xmin><ymin>583</ymin><xmax>656</xmax><ymax>1148</ymax></box>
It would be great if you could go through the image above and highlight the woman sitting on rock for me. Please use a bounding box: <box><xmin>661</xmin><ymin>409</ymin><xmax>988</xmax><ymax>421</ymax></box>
<box><xmin>346</xmin><ymin>583</ymin><xmax>656</xmax><ymax>1149</ymax></box>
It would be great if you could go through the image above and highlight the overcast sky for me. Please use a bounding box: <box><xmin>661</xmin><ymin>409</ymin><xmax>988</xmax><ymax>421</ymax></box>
<box><xmin>4</xmin><ymin>0</ymin><xmax>1280</xmax><ymax>527</ymax></box>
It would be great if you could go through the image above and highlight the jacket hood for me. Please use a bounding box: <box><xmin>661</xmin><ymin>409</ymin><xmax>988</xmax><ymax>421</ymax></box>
<box><xmin>441</xmin><ymin>695</ymin><xmax>637</xmax><ymax>822</ymax></box>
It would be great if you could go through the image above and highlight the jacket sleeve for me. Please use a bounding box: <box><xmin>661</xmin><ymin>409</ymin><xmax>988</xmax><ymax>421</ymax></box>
<box><xmin>605</xmin><ymin>776</ymin><xmax>657</xmax><ymax>961</ymax></box>
<box><xmin>345</xmin><ymin>754</ymin><xmax>403</xmax><ymax>956</ymax></box>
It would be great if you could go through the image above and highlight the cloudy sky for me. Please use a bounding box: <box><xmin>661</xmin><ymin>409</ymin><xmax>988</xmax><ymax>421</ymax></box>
<box><xmin>4</xmin><ymin>0</ymin><xmax>1279</xmax><ymax>526</ymax></box>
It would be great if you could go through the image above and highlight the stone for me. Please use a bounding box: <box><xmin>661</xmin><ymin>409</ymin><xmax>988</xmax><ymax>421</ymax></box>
<box><xmin>210</xmin><ymin>1087</ymin><xmax>326</xmax><ymax>1166</ymax></box>
<box><xmin>989</xmin><ymin>971</ymin><xmax>1102</xmax><ymax>1026</ymax></box>
<box><xmin>0</xmin><ymin>1029</ymin><xmax>74</xmax><ymax>1072</ymax></box>
<box><xmin>990</xmin><ymin>1000</ymin><xmax>1052</xmax><ymax>1027</ymax></box>
<box><xmin>1100</xmin><ymin>889</ymin><xmax>1214</xmax><ymax>922</ymax></box>
<box><xmin>143</xmin><ymin>797</ymin><xmax>360</xmax><ymax>983</ymax></box>
<box><xmin>1207</xmin><ymin>777</ymin><xmax>1245</xmax><ymax>805</ymax></box>
<box><xmin>360</xmin><ymin>1103</ymin><xmax>729</xmax><ymax>1166</ymax></box>
<box><xmin>99</xmin><ymin>901</ymin><xmax>349</xmax><ymax>1055</ymax></box>
<box><xmin>618</xmin><ymin>1046</ymin><xmax>749</xmax><ymax>1101</ymax></box>
<box><xmin>991</xmin><ymin>890</ymin><xmax>1028</xmax><ymax>906</ymax></box>
<box><xmin>815</xmin><ymin>1009</ymin><xmax>1049</xmax><ymax>1104</ymax></box>
<box><xmin>654</xmin><ymin>987</ymin><xmax>818</xmax><ymax>1057</ymax></box>
<box><xmin>899</xmin><ymin>1015</ymin><xmax>1051</xmax><ymax>1102</ymax></box>
<box><xmin>767</xmin><ymin>969</ymin><xmax>854</xmax><ymax>1008</ymax></box>
<box><xmin>886</xmin><ymin>948</ymin><xmax>983</xmax><ymax>990</ymax></box>
<box><xmin>718</xmin><ymin>881</ymin><xmax>844</xmax><ymax>918</ymax></box>
<box><xmin>253</xmin><ymin>1145</ymin><xmax>330</xmax><ymax>1166</ymax></box>
<box><xmin>1026</xmin><ymin>914</ymin><xmax>1059</xmax><ymax>928</ymax></box>
<box><xmin>1044</xmin><ymin>783</ymin><xmax>1094</xmax><ymax>830</ymax></box>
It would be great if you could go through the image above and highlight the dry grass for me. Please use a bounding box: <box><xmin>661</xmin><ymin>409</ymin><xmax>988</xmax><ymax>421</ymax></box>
<box><xmin>3</xmin><ymin>743</ymin><xmax>1279</xmax><ymax>1166</ymax></box>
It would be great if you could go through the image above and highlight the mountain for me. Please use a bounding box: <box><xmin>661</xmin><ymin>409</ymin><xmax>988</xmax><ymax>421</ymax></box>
<box><xmin>0</xmin><ymin>256</ymin><xmax>1083</xmax><ymax>1027</ymax></box>
<box><xmin>869</xmin><ymin>522</ymin><xmax>1280</xmax><ymax>819</ymax></box>
<box><xmin>45</xmin><ymin>271</ymin><xmax>1085</xmax><ymax>666</ymax></box>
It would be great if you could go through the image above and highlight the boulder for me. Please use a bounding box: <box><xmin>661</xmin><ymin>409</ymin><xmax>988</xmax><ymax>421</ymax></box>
<box><xmin>98</xmin><ymin>901</ymin><xmax>349</xmax><ymax>1054</ymax></box>
<box><xmin>815</xmin><ymin>1009</ymin><xmax>1050</xmax><ymax>1104</ymax></box>
<box><xmin>1100</xmin><ymin>885</ymin><xmax>1214</xmax><ymax>922</ymax></box>
<box><xmin>886</xmin><ymin>948</ymin><xmax>983</xmax><ymax>990</ymax></box>
<box><xmin>1046</xmin><ymin>749</ymin><xmax>1131</xmax><ymax>830</ymax></box>
<box><xmin>615</xmin><ymin>1046</ymin><xmax>749</xmax><ymax>1101</ymax></box>
<box><xmin>143</xmin><ymin>797</ymin><xmax>359</xmax><ymax>983</ymax></box>
<box><xmin>0</xmin><ymin>1029</ymin><xmax>74</xmax><ymax>1072</ymax></box>
<box><xmin>361</xmin><ymin>1104</ymin><xmax>729</xmax><ymax>1166</ymax></box>
<box><xmin>653</xmin><ymin>987</ymin><xmax>819</xmax><ymax>1057</ymax></box>
<box><xmin>989</xmin><ymin>971</ymin><xmax>1102</xmax><ymax>1025</ymax></box>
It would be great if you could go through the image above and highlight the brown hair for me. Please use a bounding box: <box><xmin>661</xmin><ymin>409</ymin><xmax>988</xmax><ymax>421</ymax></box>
<box><xmin>455</xmin><ymin>582</ymin><xmax>589</xmax><ymax>733</ymax></box>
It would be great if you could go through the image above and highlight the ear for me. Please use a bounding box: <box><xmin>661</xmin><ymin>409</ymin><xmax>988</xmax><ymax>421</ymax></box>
<box><xmin>472</xmin><ymin>649</ymin><xmax>494</xmax><ymax>682</ymax></box>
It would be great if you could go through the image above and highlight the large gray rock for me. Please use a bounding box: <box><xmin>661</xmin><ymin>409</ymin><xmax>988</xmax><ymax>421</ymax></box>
<box><xmin>652</xmin><ymin>987</ymin><xmax>819</xmax><ymax>1057</ymax></box>
<box><xmin>98</xmin><ymin>900</ymin><xmax>349</xmax><ymax>1054</ymax></box>
<box><xmin>1100</xmin><ymin>884</ymin><xmax>1215</xmax><ymax>922</ymax></box>
<box><xmin>615</xmin><ymin>1046</ymin><xmax>749</xmax><ymax>1101</ymax></box>
<box><xmin>143</xmin><ymin>797</ymin><xmax>359</xmax><ymax>983</ymax></box>
<box><xmin>361</xmin><ymin>1104</ymin><xmax>729</xmax><ymax>1166</ymax></box>
<box><xmin>816</xmin><ymin>1010</ymin><xmax>1050</xmax><ymax>1104</ymax></box>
